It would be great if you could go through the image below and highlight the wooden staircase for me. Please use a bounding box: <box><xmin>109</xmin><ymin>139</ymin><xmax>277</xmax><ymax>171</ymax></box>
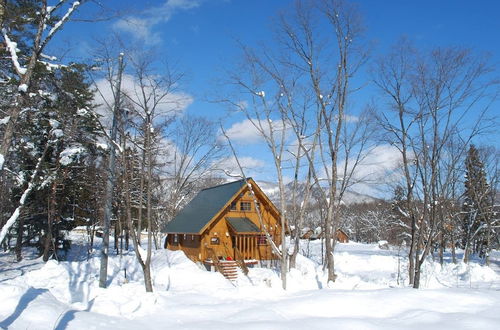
<box><xmin>206</xmin><ymin>244</ymin><xmax>248</xmax><ymax>282</ymax></box>
<box><xmin>219</xmin><ymin>260</ymin><xmax>239</xmax><ymax>281</ymax></box>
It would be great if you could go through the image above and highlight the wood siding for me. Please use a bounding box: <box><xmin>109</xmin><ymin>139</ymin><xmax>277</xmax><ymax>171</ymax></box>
<box><xmin>167</xmin><ymin>234</ymin><xmax>201</xmax><ymax>261</ymax></box>
<box><xmin>166</xmin><ymin>184</ymin><xmax>281</xmax><ymax>262</ymax></box>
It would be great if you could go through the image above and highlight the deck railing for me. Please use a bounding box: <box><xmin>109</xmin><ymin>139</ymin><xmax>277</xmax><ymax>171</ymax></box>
<box><xmin>233</xmin><ymin>246</ymin><xmax>249</xmax><ymax>275</ymax></box>
<box><xmin>205</xmin><ymin>246</ymin><xmax>224</xmax><ymax>274</ymax></box>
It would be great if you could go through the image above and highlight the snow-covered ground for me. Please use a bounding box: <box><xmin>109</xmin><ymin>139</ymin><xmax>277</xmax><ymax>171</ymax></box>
<box><xmin>1</xmin><ymin>234</ymin><xmax>499</xmax><ymax>329</ymax></box>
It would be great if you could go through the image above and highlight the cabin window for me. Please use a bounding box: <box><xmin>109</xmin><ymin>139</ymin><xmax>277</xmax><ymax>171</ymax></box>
<box><xmin>230</xmin><ymin>201</ymin><xmax>237</xmax><ymax>211</ymax></box>
<box><xmin>172</xmin><ymin>234</ymin><xmax>179</xmax><ymax>245</ymax></box>
<box><xmin>240</xmin><ymin>201</ymin><xmax>251</xmax><ymax>211</ymax></box>
<box><xmin>258</xmin><ymin>235</ymin><xmax>268</xmax><ymax>245</ymax></box>
<box><xmin>210</xmin><ymin>237</ymin><xmax>220</xmax><ymax>245</ymax></box>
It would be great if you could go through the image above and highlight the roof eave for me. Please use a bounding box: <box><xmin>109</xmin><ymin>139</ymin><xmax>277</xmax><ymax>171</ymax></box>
<box><xmin>198</xmin><ymin>182</ymin><xmax>248</xmax><ymax>235</ymax></box>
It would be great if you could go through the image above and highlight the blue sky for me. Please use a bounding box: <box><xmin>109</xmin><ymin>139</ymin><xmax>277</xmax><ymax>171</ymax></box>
<box><xmin>48</xmin><ymin>0</ymin><xmax>500</xmax><ymax>196</ymax></box>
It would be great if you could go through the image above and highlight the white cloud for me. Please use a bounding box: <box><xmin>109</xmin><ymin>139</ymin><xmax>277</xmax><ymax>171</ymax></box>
<box><xmin>339</xmin><ymin>144</ymin><xmax>403</xmax><ymax>197</ymax></box>
<box><xmin>93</xmin><ymin>74</ymin><xmax>193</xmax><ymax>129</ymax></box>
<box><xmin>215</xmin><ymin>156</ymin><xmax>265</xmax><ymax>178</ymax></box>
<box><xmin>221</xmin><ymin>118</ymin><xmax>287</xmax><ymax>145</ymax></box>
<box><xmin>316</xmin><ymin>144</ymin><xmax>403</xmax><ymax>197</ymax></box>
<box><xmin>236</xmin><ymin>100</ymin><xmax>248</xmax><ymax>111</ymax></box>
<box><xmin>113</xmin><ymin>17</ymin><xmax>161</xmax><ymax>45</ymax></box>
<box><xmin>222</xmin><ymin>119</ymin><xmax>263</xmax><ymax>144</ymax></box>
<box><xmin>345</xmin><ymin>114</ymin><xmax>359</xmax><ymax>123</ymax></box>
<box><xmin>113</xmin><ymin>0</ymin><xmax>202</xmax><ymax>45</ymax></box>
<box><xmin>348</xmin><ymin>144</ymin><xmax>402</xmax><ymax>182</ymax></box>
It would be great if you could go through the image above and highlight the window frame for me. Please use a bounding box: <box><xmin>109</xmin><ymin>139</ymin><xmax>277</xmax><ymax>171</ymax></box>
<box><xmin>240</xmin><ymin>201</ymin><xmax>252</xmax><ymax>211</ymax></box>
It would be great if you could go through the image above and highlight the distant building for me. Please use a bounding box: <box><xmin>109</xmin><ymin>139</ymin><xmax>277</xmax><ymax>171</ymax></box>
<box><xmin>301</xmin><ymin>227</ymin><xmax>349</xmax><ymax>243</ymax></box>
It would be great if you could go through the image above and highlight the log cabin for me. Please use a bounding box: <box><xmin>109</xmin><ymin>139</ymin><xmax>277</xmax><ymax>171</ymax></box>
<box><xmin>301</xmin><ymin>227</ymin><xmax>349</xmax><ymax>243</ymax></box>
<box><xmin>162</xmin><ymin>178</ymin><xmax>282</xmax><ymax>270</ymax></box>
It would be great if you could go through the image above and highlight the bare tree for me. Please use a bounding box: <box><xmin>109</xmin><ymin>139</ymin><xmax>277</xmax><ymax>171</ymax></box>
<box><xmin>373</xmin><ymin>40</ymin><xmax>498</xmax><ymax>288</ymax></box>
<box><xmin>98</xmin><ymin>52</ymin><xmax>125</xmax><ymax>288</ymax></box>
<box><xmin>278</xmin><ymin>0</ymin><xmax>369</xmax><ymax>284</ymax></box>
<box><xmin>162</xmin><ymin>115</ymin><xmax>225</xmax><ymax>223</ymax></box>
<box><xmin>217</xmin><ymin>0</ymin><xmax>370</xmax><ymax>286</ymax></box>
<box><xmin>218</xmin><ymin>61</ymin><xmax>290</xmax><ymax>288</ymax></box>
<box><xmin>119</xmin><ymin>50</ymin><xmax>184</xmax><ymax>292</ymax></box>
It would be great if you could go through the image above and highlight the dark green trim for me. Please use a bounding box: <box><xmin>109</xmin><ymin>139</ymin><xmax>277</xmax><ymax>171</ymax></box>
<box><xmin>226</xmin><ymin>217</ymin><xmax>260</xmax><ymax>233</ymax></box>
<box><xmin>162</xmin><ymin>179</ymin><xmax>249</xmax><ymax>234</ymax></box>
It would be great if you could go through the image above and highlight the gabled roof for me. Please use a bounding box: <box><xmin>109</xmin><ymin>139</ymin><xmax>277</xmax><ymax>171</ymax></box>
<box><xmin>226</xmin><ymin>217</ymin><xmax>260</xmax><ymax>233</ymax></box>
<box><xmin>162</xmin><ymin>179</ymin><xmax>248</xmax><ymax>234</ymax></box>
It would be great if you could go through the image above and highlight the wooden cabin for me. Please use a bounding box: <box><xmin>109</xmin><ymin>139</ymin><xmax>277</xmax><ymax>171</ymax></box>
<box><xmin>162</xmin><ymin>178</ymin><xmax>282</xmax><ymax>267</ymax></box>
<box><xmin>301</xmin><ymin>227</ymin><xmax>349</xmax><ymax>243</ymax></box>
<box><xmin>335</xmin><ymin>229</ymin><xmax>350</xmax><ymax>243</ymax></box>
<box><xmin>300</xmin><ymin>228</ymin><xmax>316</xmax><ymax>240</ymax></box>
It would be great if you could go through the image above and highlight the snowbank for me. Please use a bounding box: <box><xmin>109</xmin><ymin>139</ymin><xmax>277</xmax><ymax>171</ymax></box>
<box><xmin>0</xmin><ymin>239</ymin><xmax>499</xmax><ymax>329</ymax></box>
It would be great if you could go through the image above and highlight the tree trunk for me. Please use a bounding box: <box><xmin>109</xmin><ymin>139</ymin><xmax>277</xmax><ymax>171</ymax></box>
<box><xmin>99</xmin><ymin>53</ymin><xmax>124</xmax><ymax>288</ymax></box>
<box><xmin>137</xmin><ymin>149</ymin><xmax>146</xmax><ymax>245</ymax></box>
<box><xmin>408</xmin><ymin>215</ymin><xmax>416</xmax><ymax>285</ymax></box>
<box><xmin>144</xmin><ymin>118</ymin><xmax>154</xmax><ymax>292</ymax></box>
<box><xmin>451</xmin><ymin>230</ymin><xmax>457</xmax><ymax>264</ymax></box>
<box><xmin>439</xmin><ymin>231</ymin><xmax>444</xmax><ymax>266</ymax></box>
<box><xmin>43</xmin><ymin>182</ymin><xmax>58</xmax><ymax>262</ymax></box>
<box><xmin>325</xmin><ymin>203</ymin><xmax>337</xmax><ymax>283</ymax></box>
<box><xmin>15</xmin><ymin>216</ymin><xmax>23</xmax><ymax>262</ymax></box>
<box><xmin>142</xmin><ymin>263</ymin><xmax>154</xmax><ymax>292</ymax></box>
<box><xmin>289</xmin><ymin>231</ymin><xmax>300</xmax><ymax>269</ymax></box>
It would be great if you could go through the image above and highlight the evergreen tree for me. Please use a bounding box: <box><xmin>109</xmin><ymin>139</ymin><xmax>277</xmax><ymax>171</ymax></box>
<box><xmin>461</xmin><ymin>145</ymin><xmax>491</xmax><ymax>263</ymax></box>
<box><xmin>1</xmin><ymin>61</ymin><xmax>103</xmax><ymax>260</ymax></box>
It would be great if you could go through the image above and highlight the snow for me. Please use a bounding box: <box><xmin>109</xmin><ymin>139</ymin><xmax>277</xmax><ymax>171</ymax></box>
<box><xmin>76</xmin><ymin>108</ymin><xmax>89</xmax><ymax>116</ymax></box>
<box><xmin>52</xmin><ymin>129</ymin><xmax>64</xmax><ymax>138</ymax></box>
<box><xmin>96</xmin><ymin>142</ymin><xmax>108</xmax><ymax>150</ymax></box>
<box><xmin>49</xmin><ymin>119</ymin><xmax>60</xmax><ymax>128</ymax></box>
<box><xmin>0</xmin><ymin>236</ymin><xmax>499</xmax><ymax>329</ymax></box>
<box><xmin>18</xmin><ymin>84</ymin><xmax>28</xmax><ymax>93</ymax></box>
<box><xmin>2</xmin><ymin>29</ymin><xmax>27</xmax><ymax>75</ymax></box>
<box><xmin>0</xmin><ymin>154</ymin><xmax>4</xmax><ymax>170</ymax></box>
<box><xmin>38</xmin><ymin>60</ymin><xmax>65</xmax><ymax>71</ymax></box>
<box><xmin>47</xmin><ymin>2</ymin><xmax>81</xmax><ymax>39</ymax></box>
<box><xmin>40</xmin><ymin>53</ymin><xmax>57</xmax><ymax>61</ymax></box>
<box><xmin>59</xmin><ymin>146</ymin><xmax>86</xmax><ymax>165</ymax></box>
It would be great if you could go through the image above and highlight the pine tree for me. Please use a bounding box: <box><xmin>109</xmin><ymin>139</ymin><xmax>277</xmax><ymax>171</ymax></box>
<box><xmin>1</xmin><ymin>61</ymin><xmax>103</xmax><ymax>260</ymax></box>
<box><xmin>461</xmin><ymin>145</ymin><xmax>491</xmax><ymax>263</ymax></box>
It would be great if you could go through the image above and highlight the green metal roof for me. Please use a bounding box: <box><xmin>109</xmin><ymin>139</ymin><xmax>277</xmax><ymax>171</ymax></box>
<box><xmin>162</xmin><ymin>179</ymin><xmax>248</xmax><ymax>234</ymax></box>
<box><xmin>226</xmin><ymin>217</ymin><xmax>260</xmax><ymax>233</ymax></box>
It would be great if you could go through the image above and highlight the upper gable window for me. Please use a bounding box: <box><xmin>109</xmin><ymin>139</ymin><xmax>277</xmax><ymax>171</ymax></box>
<box><xmin>241</xmin><ymin>201</ymin><xmax>251</xmax><ymax>211</ymax></box>
<box><xmin>230</xmin><ymin>201</ymin><xmax>237</xmax><ymax>211</ymax></box>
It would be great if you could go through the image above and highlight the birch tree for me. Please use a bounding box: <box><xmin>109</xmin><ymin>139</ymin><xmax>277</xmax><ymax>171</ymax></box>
<box><xmin>218</xmin><ymin>0</ymin><xmax>370</xmax><ymax>286</ymax></box>
<box><xmin>277</xmin><ymin>0</ymin><xmax>369</xmax><ymax>283</ymax></box>
<box><xmin>163</xmin><ymin>115</ymin><xmax>225</xmax><ymax>223</ymax></box>
<box><xmin>373</xmin><ymin>40</ymin><xmax>497</xmax><ymax>288</ymax></box>
<box><xmin>120</xmin><ymin>51</ymin><xmax>184</xmax><ymax>292</ymax></box>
